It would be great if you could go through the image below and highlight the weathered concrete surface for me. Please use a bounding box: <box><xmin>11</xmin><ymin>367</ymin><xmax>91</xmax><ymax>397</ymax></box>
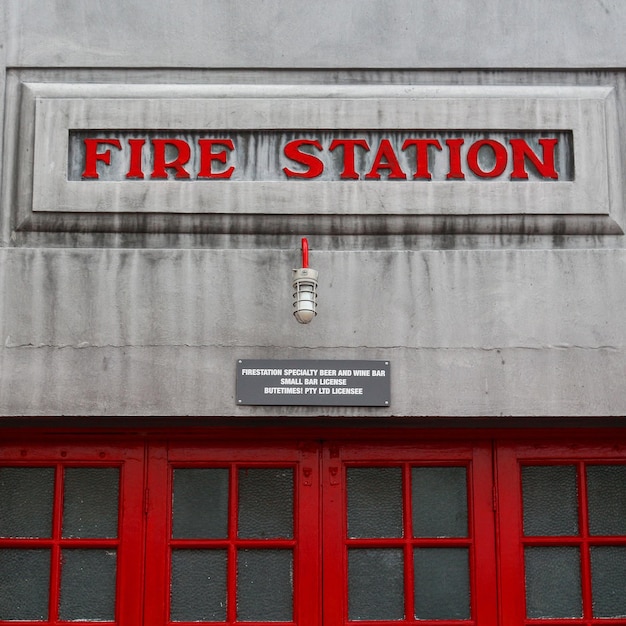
<box><xmin>5</xmin><ymin>0</ymin><xmax>626</xmax><ymax>69</ymax></box>
<box><xmin>0</xmin><ymin>248</ymin><xmax>624</xmax><ymax>416</ymax></box>
<box><xmin>2</xmin><ymin>2</ymin><xmax>626</xmax><ymax>419</ymax></box>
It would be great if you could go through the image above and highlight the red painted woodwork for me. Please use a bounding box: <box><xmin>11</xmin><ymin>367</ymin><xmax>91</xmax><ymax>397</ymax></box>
<box><xmin>496</xmin><ymin>441</ymin><xmax>626</xmax><ymax>626</ymax></box>
<box><xmin>143</xmin><ymin>442</ymin><xmax>321</xmax><ymax>626</ymax></box>
<box><xmin>1</xmin><ymin>430</ymin><xmax>625</xmax><ymax>626</ymax></box>
<box><xmin>321</xmin><ymin>441</ymin><xmax>498</xmax><ymax>626</ymax></box>
<box><xmin>0</xmin><ymin>440</ymin><xmax>145</xmax><ymax>626</ymax></box>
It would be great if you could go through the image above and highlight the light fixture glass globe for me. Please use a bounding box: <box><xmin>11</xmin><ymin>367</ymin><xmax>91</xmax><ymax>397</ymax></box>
<box><xmin>292</xmin><ymin>268</ymin><xmax>318</xmax><ymax>324</ymax></box>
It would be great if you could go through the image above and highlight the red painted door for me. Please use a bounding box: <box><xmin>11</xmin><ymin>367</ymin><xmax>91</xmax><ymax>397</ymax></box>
<box><xmin>142</xmin><ymin>439</ymin><xmax>497</xmax><ymax>626</ymax></box>
<box><xmin>143</xmin><ymin>441</ymin><xmax>321</xmax><ymax>626</ymax></box>
<box><xmin>0</xmin><ymin>439</ymin><xmax>145</xmax><ymax>626</ymax></box>
<box><xmin>321</xmin><ymin>441</ymin><xmax>498</xmax><ymax>626</ymax></box>
<box><xmin>2</xmin><ymin>434</ymin><xmax>626</xmax><ymax>626</ymax></box>
<box><xmin>497</xmin><ymin>441</ymin><xmax>626</xmax><ymax>626</ymax></box>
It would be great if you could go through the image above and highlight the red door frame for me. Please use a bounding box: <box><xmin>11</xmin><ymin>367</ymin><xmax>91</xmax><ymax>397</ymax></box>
<box><xmin>496</xmin><ymin>440</ymin><xmax>626</xmax><ymax>626</ymax></box>
<box><xmin>143</xmin><ymin>440</ymin><xmax>322</xmax><ymax>626</ymax></box>
<box><xmin>2</xmin><ymin>427</ymin><xmax>626</xmax><ymax>626</ymax></box>
<box><xmin>321</xmin><ymin>440</ymin><xmax>498</xmax><ymax>626</ymax></box>
<box><xmin>0</xmin><ymin>438</ymin><xmax>146</xmax><ymax>626</ymax></box>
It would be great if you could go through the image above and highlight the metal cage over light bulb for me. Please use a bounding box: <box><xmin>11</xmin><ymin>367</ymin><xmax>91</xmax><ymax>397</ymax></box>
<box><xmin>293</xmin><ymin>238</ymin><xmax>318</xmax><ymax>324</ymax></box>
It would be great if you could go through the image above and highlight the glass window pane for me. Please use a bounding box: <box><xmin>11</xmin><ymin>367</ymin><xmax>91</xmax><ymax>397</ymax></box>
<box><xmin>347</xmin><ymin>467</ymin><xmax>402</xmax><ymax>538</ymax></box>
<box><xmin>0</xmin><ymin>549</ymin><xmax>50</xmax><ymax>620</ymax></box>
<box><xmin>238</xmin><ymin>549</ymin><xmax>292</xmax><ymax>621</ymax></box>
<box><xmin>522</xmin><ymin>465</ymin><xmax>578</xmax><ymax>536</ymax></box>
<box><xmin>171</xmin><ymin>550</ymin><xmax>227</xmax><ymax>622</ymax></box>
<box><xmin>525</xmin><ymin>546</ymin><xmax>581</xmax><ymax>618</ymax></box>
<box><xmin>238</xmin><ymin>468</ymin><xmax>293</xmax><ymax>539</ymax></box>
<box><xmin>591</xmin><ymin>546</ymin><xmax>626</xmax><ymax>617</ymax></box>
<box><xmin>172</xmin><ymin>468</ymin><xmax>229</xmax><ymax>539</ymax></box>
<box><xmin>587</xmin><ymin>465</ymin><xmax>626</xmax><ymax>535</ymax></box>
<box><xmin>414</xmin><ymin>548</ymin><xmax>470</xmax><ymax>619</ymax></box>
<box><xmin>59</xmin><ymin>549</ymin><xmax>117</xmax><ymax>621</ymax></box>
<box><xmin>412</xmin><ymin>467</ymin><xmax>467</xmax><ymax>537</ymax></box>
<box><xmin>0</xmin><ymin>467</ymin><xmax>54</xmax><ymax>538</ymax></box>
<box><xmin>348</xmin><ymin>549</ymin><xmax>404</xmax><ymax>621</ymax></box>
<box><xmin>63</xmin><ymin>468</ymin><xmax>119</xmax><ymax>538</ymax></box>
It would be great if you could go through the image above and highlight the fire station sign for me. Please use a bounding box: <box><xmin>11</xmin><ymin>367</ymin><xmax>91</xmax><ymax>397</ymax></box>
<box><xmin>20</xmin><ymin>82</ymin><xmax>623</xmax><ymax>234</ymax></box>
<box><xmin>236</xmin><ymin>360</ymin><xmax>391</xmax><ymax>406</ymax></box>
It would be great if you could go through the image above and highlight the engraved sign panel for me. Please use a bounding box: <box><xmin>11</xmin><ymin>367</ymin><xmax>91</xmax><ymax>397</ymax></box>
<box><xmin>66</xmin><ymin>129</ymin><xmax>575</xmax><ymax>183</ymax></box>
<box><xmin>17</xmin><ymin>82</ymin><xmax>624</xmax><ymax>234</ymax></box>
<box><xmin>236</xmin><ymin>360</ymin><xmax>391</xmax><ymax>406</ymax></box>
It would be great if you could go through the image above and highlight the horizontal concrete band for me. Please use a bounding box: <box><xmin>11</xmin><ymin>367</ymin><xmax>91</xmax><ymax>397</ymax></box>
<box><xmin>0</xmin><ymin>248</ymin><xmax>624</xmax><ymax>416</ymax></box>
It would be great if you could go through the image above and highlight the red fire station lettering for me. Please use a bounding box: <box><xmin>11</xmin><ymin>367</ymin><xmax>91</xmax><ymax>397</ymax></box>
<box><xmin>79</xmin><ymin>135</ymin><xmax>560</xmax><ymax>181</ymax></box>
<box><xmin>82</xmin><ymin>139</ymin><xmax>122</xmax><ymax>179</ymax></box>
<box><xmin>467</xmin><ymin>139</ymin><xmax>508</xmax><ymax>178</ymax></box>
<box><xmin>126</xmin><ymin>139</ymin><xmax>146</xmax><ymax>179</ymax></box>
<box><xmin>365</xmin><ymin>139</ymin><xmax>407</xmax><ymax>179</ymax></box>
<box><xmin>445</xmin><ymin>139</ymin><xmax>466</xmax><ymax>179</ymax></box>
<box><xmin>197</xmin><ymin>139</ymin><xmax>236</xmax><ymax>178</ymax></box>
<box><xmin>282</xmin><ymin>139</ymin><xmax>324</xmax><ymax>178</ymax></box>
<box><xmin>401</xmin><ymin>138</ymin><xmax>443</xmax><ymax>179</ymax></box>
<box><xmin>328</xmin><ymin>139</ymin><xmax>370</xmax><ymax>179</ymax></box>
<box><xmin>509</xmin><ymin>138</ymin><xmax>558</xmax><ymax>179</ymax></box>
<box><xmin>151</xmin><ymin>139</ymin><xmax>192</xmax><ymax>179</ymax></box>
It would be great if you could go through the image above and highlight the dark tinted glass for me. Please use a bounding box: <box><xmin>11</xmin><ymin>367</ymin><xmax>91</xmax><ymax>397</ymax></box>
<box><xmin>0</xmin><ymin>467</ymin><xmax>54</xmax><ymax>538</ymax></box>
<box><xmin>59</xmin><ymin>549</ymin><xmax>117</xmax><ymax>621</ymax></box>
<box><xmin>347</xmin><ymin>467</ymin><xmax>402</xmax><ymax>538</ymax></box>
<box><xmin>590</xmin><ymin>546</ymin><xmax>626</xmax><ymax>618</ymax></box>
<box><xmin>587</xmin><ymin>465</ymin><xmax>626</xmax><ymax>535</ymax></box>
<box><xmin>172</xmin><ymin>468</ymin><xmax>229</xmax><ymax>538</ymax></box>
<box><xmin>348</xmin><ymin>549</ymin><xmax>404</xmax><ymax>620</ymax></box>
<box><xmin>412</xmin><ymin>467</ymin><xmax>467</xmax><ymax>537</ymax></box>
<box><xmin>525</xmin><ymin>546</ymin><xmax>581</xmax><ymax>618</ymax></box>
<box><xmin>170</xmin><ymin>550</ymin><xmax>227</xmax><ymax>621</ymax></box>
<box><xmin>238</xmin><ymin>468</ymin><xmax>293</xmax><ymax>539</ymax></box>
<box><xmin>522</xmin><ymin>465</ymin><xmax>578</xmax><ymax>536</ymax></box>
<box><xmin>0</xmin><ymin>549</ymin><xmax>50</xmax><ymax>620</ymax></box>
<box><xmin>414</xmin><ymin>548</ymin><xmax>470</xmax><ymax>619</ymax></box>
<box><xmin>63</xmin><ymin>467</ymin><xmax>119</xmax><ymax>538</ymax></box>
<box><xmin>237</xmin><ymin>549</ymin><xmax>292</xmax><ymax>621</ymax></box>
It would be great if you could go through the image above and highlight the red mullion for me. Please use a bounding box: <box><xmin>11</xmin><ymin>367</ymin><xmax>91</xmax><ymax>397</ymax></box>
<box><xmin>521</xmin><ymin>621</ymin><xmax>591</xmax><ymax>625</ymax></box>
<box><xmin>494</xmin><ymin>443</ymin><xmax>527</xmax><ymax>625</ymax></box>
<box><xmin>227</xmin><ymin>463</ymin><xmax>239</xmax><ymax>624</ymax></box>
<box><xmin>295</xmin><ymin>444</ymin><xmax>322</xmax><ymax>626</ymax></box>
<box><xmin>322</xmin><ymin>444</ymin><xmax>347</xmax><ymax>626</ymax></box>
<box><xmin>345</xmin><ymin>537</ymin><xmax>409</xmax><ymax>548</ymax></box>
<box><xmin>338</xmin><ymin>617</ymin><xmax>476</xmax><ymax>626</ymax></box>
<box><xmin>166</xmin><ymin>620</ymin><xmax>294</xmax><ymax>626</ymax></box>
<box><xmin>115</xmin><ymin>447</ymin><xmax>146</xmax><ymax>626</ymax></box>
<box><xmin>142</xmin><ymin>442</ymin><xmax>169</xmax><ymax>626</ymax></box>
<box><xmin>345</xmin><ymin>536</ymin><xmax>472</xmax><ymax>549</ymax></box>
<box><xmin>516</xmin><ymin>617</ymin><xmax>588</xmax><ymax>626</ymax></box>
<box><xmin>47</xmin><ymin>463</ymin><xmax>64</xmax><ymax>624</ymax></box>
<box><xmin>522</xmin><ymin>536</ymin><xmax>586</xmax><ymax>547</ymax></box>
<box><xmin>402</xmin><ymin>463</ymin><xmax>415</xmax><ymax>623</ymax></box>
<box><xmin>169</xmin><ymin>538</ymin><xmax>296</xmax><ymax>549</ymax></box>
<box><xmin>0</xmin><ymin>537</ymin><xmax>54</xmax><ymax>548</ymax></box>
<box><xmin>465</xmin><ymin>446</ymin><xmax>498</xmax><ymax>626</ymax></box>
<box><xmin>578</xmin><ymin>461</ymin><xmax>593</xmax><ymax>623</ymax></box>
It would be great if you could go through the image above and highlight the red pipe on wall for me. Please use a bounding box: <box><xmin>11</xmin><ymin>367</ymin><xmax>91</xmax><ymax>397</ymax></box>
<box><xmin>301</xmin><ymin>238</ymin><xmax>309</xmax><ymax>268</ymax></box>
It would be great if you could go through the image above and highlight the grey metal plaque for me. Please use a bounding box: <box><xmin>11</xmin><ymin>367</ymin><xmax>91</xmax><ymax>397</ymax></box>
<box><xmin>236</xmin><ymin>360</ymin><xmax>390</xmax><ymax>406</ymax></box>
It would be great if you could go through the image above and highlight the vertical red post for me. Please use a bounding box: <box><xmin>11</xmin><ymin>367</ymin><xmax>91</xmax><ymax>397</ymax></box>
<box><xmin>301</xmin><ymin>238</ymin><xmax>309</xmax><ymax>269</ymax></box>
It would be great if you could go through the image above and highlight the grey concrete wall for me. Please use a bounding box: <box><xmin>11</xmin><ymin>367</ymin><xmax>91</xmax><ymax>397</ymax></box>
<box><xmin>5</xmin><ymin>0</ymin><xmax>626</xmax><ymax>69</ymax></box>
<box><xmin>0</xmin><ymin>248</ymin><xmax>624</xmax><ymax>417</ymax></box>
<box><xmin>1</xmin><ymin>1</ymin><xmax>626</xmax><ymax>417</ymax></box>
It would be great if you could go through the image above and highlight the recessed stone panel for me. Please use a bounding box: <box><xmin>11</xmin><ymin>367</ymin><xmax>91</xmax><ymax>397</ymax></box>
<box><xmin>18</xmin><ymin>82</ymin><xmax>624</xmax><ymax>235</ymax></box>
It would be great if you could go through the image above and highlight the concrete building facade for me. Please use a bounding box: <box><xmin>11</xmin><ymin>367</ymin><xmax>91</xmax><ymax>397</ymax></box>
<box><xmin>1</xmin><ymin>2</ymin><xmax>626</xmax><ymax>624</ymax></box>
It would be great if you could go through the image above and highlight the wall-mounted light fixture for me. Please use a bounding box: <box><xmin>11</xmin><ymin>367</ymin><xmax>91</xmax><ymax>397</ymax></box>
<box><xmin>292</xmin><ymin>238</ymin><xmax>318</xmax><ymax>324</ymax></box>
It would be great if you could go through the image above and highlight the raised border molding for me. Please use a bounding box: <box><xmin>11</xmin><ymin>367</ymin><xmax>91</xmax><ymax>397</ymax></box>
<box><xmin>14</xmin><ymin>81</ymin><xmax>625</xmax><ymax>236</ymax></box>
